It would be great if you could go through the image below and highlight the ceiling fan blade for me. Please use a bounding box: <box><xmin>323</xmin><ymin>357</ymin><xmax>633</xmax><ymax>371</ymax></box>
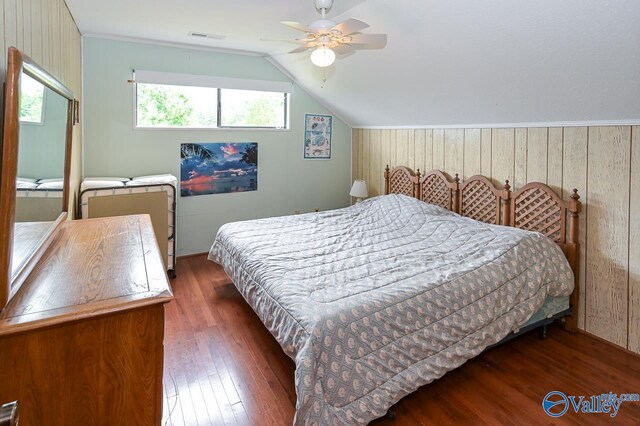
<box><xmin>339</xmin><ymin>51</ymin><xmax>356</xmax><ymax>59</ymax></box>
<box><xmin>332</xmin><ymin>43</ymin><xmax>355</xmax><ymax>56</ymax></box>
<box><xmin>289</xmin><ymin>44</ymin><xmax>314</xmax><ymax>54</ymax></box>
<box><xmin>281</xmin><ymin>21</ymin><xmax>311</xmax><ymax>33</ymax></box>
<box><xmin>347</xmin><ymin>34</ymin><xmax>387</xmax><ymax>49</ymax></box>
<box><xmin>330</xmin><ymin>18</ymin><xmax>369</xmax><ymax>36</ymax></box>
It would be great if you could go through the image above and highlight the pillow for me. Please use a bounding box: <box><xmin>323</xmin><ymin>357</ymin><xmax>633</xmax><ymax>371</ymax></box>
<box><xmin>16</xmin><ymin>177</ymin><xmax>37</xmax><ymax>183</ymax></box>
<box><xmin>81</xmin><ymin>180</ymin><xmax>125</xmax><ymax>191</ymax></box>
<box><xmin>37</xmin><ymin>178</ymin><xmax>64</xmax><ymax>184</ymax></box>
<box><xmin>16</xmin><ymin>181</ymin><xmax>38</xmax><ymax>189</ymax></box>
<box><xmin>37</xmin><ymin>181</ymin><xmax>64</xmax><ymax>190</ymax></box>
<box><xmin>128</xmin><ymin>174</ymin><xmax>177</xmax><ymax>187</ymax></box>
<box><xmin>84</xmin><ymin>176</ymin><xmax>131</xmax><ymax>182</ymax></box>
<box><xmin>131</xmin><ymin>174</ymin><xmax>175</xmax><ymax>182</ymax></box>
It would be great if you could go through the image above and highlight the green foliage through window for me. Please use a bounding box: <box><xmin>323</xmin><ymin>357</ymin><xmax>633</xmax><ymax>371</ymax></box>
<box><xmin>221</xmin><ymin>89</ymin><xmax>286</xmax><ymax>128</ymax></box>
<box><xmin>20</xmin><ymin>74</ymin><xmax>45</xmax><ymax>124</ymax></box>
<box><xmin>137</xmin><ymin>83</ymin><xmax>216</xmax><ymax>128</ymax></box>
<box><xmin>135</xmin><ymin>82</ymin><xmax>287</xmax><ymax>129</ymax></box>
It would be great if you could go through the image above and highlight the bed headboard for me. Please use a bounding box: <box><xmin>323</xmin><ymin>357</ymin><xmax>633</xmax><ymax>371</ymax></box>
<box><xmin>384</xmin><ymin>165</ymin><xmax>460</xmax><ymax>211</ymax></box>
<box><xmin>510</xmin><ymin>183</ymin><xmax>580</xmax><ymax>246</ymax></box>
<box><xmin>384</xmin><ymin>166</ymin><xmax>580</xmax><ymax>238</ymax></box>
<box><xmin>418</xmin><ymin>170</ymin><xmax>460</xmax><ymax>213</ymax></box>
<box><xmin>383</xmin><ymin>164</ymin><xmax>582</xmax><ymax>332</ymax></box>
<box><xmin>384</xmin><ymin>165</ymin><xmax>419</xmax><ymax>199</ymax></box>
<box><xmin>509</xmin><ymin>183</ymin><xmax>581</xmax><ymax>333</ymax></box>
<box><xmin>459</xmin><ymin>175</ymin><xmax>509</xmax><ymax>225</ymax></box>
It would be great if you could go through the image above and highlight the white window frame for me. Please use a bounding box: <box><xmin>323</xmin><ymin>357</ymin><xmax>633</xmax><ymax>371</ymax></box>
<box><xmin>133</xmin><ymin>70</ymin><xmax>292</xmax><ymax>131</ymax></box>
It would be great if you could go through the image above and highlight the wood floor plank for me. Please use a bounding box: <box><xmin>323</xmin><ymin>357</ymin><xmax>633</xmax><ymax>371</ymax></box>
<box><xmin>164</xmin><ymin>255</ymin><xmax>640</xmax><ymax>425</ymax></box>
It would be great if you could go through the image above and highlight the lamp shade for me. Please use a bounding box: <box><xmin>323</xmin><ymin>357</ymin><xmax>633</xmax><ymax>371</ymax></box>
<box><xmin>310</xmin><ymin>47</ymin><xmax>336</xmax><ymax>67</ymax></box>
<box><xmin>349</xmin><ymin>180</ymin><xmax>368</xmax><ymax>199</ymax></box>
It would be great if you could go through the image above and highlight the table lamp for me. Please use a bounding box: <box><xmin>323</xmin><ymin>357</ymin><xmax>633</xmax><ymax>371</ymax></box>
<box><xmin>349</xmin><ymin>180</ymin><xmax>368</xmax><ymax>203</ymax></box>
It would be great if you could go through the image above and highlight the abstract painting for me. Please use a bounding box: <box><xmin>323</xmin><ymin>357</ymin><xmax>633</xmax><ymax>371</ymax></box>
<box><xmin>304</xmin><ymin>114</ymin><xmax>332</xmax><ymax>159</ymax></box>
<box><xmin>180</xmin><ymin>142</ymin><xmax>258</xmax><ymax>197</ymax></box>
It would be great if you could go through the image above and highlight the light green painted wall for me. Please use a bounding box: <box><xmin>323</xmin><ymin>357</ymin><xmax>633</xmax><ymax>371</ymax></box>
<box><xmin>18</xmin><ymin>87</ymin><xmax>68</xmax><ymax>179</ymax></box>
<box><xmin>83</xmin><ymin>38</ymin><xmax>352</xmax><ymax>256</ymax></box>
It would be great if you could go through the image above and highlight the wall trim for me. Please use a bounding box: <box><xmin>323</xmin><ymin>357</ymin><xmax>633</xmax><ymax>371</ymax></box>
<box><xmin>354</xmin><ymin>119</ymin><xmax>640</xmax><ymax>130</ymax></box>
<box><xmin>83</xmin><ymin>32</ymin><xmax>266</xmax><ymax>57</ymax></box>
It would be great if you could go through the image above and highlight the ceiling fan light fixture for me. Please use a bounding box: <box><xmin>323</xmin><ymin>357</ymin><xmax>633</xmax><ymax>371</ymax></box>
<box><xmin>310</xmin><ymin>46</ymin><xmax>335</xmax><ymax>67</ymax></box>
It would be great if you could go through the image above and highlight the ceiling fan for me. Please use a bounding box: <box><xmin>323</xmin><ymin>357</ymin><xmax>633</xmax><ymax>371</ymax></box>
<box><xmin>276</xmin><ymin>0</ymin><xmax>387</xmax><ymax>67</ymax></box>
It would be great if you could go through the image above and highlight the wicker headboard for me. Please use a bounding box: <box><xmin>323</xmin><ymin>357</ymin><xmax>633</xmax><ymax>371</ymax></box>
<box><xmin>384</xmin><ymin>165</ymin><xmax>460</xmax><ymax>211</ymax></box>
<box><xmin>418</xmin><ymin>170</ymin><xmax>460</xmax><ymax>213</ymax></box>
<box><xmin>384</xmin><ymin>165</ymin><xmax>419</xmax><ymax>199</ymax></box>
<box><xmin>510</xmin><ymin>183</ymin><xmax>580</xmax><ymax>245</ymax></box>
<box><xmin>383</xmin><ymin>165</ymin><xmax>580</xmax><ymax>245</ymax></box>
<box><xmin>459</xmin><ymin>175</ymin><xmax>509</xmax><ymax>225</ymax></box>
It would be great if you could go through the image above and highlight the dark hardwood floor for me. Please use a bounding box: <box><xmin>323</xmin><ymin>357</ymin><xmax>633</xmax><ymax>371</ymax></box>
<box><xmin>163</xmin><ymin>255</ymin><xmax>640</xmax><ymax>425</ymax></box>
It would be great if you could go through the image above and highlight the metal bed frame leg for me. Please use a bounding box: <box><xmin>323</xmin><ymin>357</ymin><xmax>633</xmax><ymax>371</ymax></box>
<box><xmin>385</xmin><ymin>409</ymin><xmax>396</xmax><ymax>420</ymax></box>
<box><xmin>540</xmin><ymin>324</ymin><xmax>548</xmax><ymax>339</ymax></box>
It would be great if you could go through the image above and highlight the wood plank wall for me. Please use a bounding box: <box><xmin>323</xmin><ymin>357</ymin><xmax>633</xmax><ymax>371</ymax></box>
<box><xmin>0</xmin><ymin>0</ymin><xmax>82</xmax><ymax>217</ymax></box>
<box><xmin>352</xmin><ymin>126</ymin><xmax>639</xmax><ymax>353</ymax></box>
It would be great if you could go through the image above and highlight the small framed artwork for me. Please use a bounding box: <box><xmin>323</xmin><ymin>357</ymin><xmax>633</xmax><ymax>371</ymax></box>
<box><xmin>304</xmin><ymin>114</ymin><xmax>332</xmax><ymax>159</ymax></box>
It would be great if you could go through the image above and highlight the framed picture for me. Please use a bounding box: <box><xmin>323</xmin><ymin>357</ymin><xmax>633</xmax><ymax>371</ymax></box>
<box><xmin>304</xmin><ymin>114</ymin><xmax>332</xmax><ymax>159</ymax></box>
<box><xmin>180</xmin><ymin>142</ymin><xmax>258</xmax><ymax>197</ymax></box>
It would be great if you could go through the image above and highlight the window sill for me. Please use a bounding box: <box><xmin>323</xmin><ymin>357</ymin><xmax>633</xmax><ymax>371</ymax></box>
<box><xmin>133</xmin><ymin>126</ymin><xmax>291</xmax><ymax>132</ymax></box>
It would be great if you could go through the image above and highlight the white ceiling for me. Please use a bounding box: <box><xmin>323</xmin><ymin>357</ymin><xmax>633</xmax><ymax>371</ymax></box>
<box><xmin>67</xmin><ymin>0</ymin><xmax>640</xmax><ymax>127</ymax></box>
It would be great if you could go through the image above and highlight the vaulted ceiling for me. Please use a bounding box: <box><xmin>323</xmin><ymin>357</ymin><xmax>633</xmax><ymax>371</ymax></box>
<box><xmin>66</xmin><ymin>0</ymin><xmax>640</xmax><ymax>127</ymax></box>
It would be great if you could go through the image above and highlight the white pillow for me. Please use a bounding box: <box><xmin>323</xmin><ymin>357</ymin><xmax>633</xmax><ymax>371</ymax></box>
<box><xmin>37</xmin><ymin>178</ymin><xmax>64</xmax><ymax>184</ymax></box>
<box><xmin>37</xmin><ymin>181</ymin><xmax>64</xmax><ymax>190</ymax></box>
<box><xmin>84</xmin><ymin>177</ymin><xmax>131</xmax><ymax>182</ymax></box>
<box><xmin>17</xmin><ymin>177</ymin><xmax>37</xmax><ymax>183</ymax></box>
<box><xmin>16</xmin><ymin>181</ymin><xmax>38</xmax><ymax>189</ymax></box>
<box><xmin>131</xmin><ymin>174</ymin><xmax>173</xmax><ymax>180</ymax></box>
<box><xmin>129</xmin><ymin>174</ymin><xmax>177</xmax><ymax>186</ymax></box>
<box><xmin>81</xmin><ymin>180</ymin><xmax>125</xmax><ymax>191</ymax></box>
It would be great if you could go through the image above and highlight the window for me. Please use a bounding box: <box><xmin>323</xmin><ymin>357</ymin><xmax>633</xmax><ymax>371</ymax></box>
<box><xmin>134</xmin><ymin>71</ymin><xmax>291</xmax><ymax>129</ymax></box>
<box><xmin>136</xmin><ymin>83</ymin><xmax>217</xmax><ymax>128</ymax></box>
<box><xmin>220</xmin><ymin>89</ymin><xmax>287</xmax><ymax>128</ymax></box>
<box><xmin>20</xmin><ymin>74</ymin><xmax>45</xmax><ymax>124</ymax></box>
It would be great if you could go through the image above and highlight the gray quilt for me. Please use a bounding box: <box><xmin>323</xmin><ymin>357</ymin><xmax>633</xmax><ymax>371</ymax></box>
<box><xmin>208</xmin><ymin>194</ymin><xmax>574</xmax><ymax>425</ymax></box>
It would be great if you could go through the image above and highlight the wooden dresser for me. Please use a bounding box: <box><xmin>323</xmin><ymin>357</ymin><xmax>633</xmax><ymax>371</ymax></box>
<box><xmin>0</xmin><ymin>215</ymin><xmax>173</xmax><ymax>425</ymax></box>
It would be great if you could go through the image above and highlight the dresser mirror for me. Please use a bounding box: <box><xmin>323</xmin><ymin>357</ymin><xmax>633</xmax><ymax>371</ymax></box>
<box><xmin>0</xmin><ymin>47</ymin><xmax>74</xmax><ymax>310</ymax></box>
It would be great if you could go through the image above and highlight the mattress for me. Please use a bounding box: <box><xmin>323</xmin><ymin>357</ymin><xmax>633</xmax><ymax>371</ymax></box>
<box><xmin>16</xmin><ymin>187</ymin><xmax>64</xmax><ymax>222</ymax></box>
<box><xmin>522</xmin><ymin>295</ymin><xmax>569</xmax><ymax>327</ymax></box>
<box><xmin>80</xmin><ymin>175</ymin><xmax>177</xmax><ymax>272</ymax></box>
<box><xmin>208</xmin><ymin>194</ymin><xmax>574</xmax><ymax>425</ymax></box>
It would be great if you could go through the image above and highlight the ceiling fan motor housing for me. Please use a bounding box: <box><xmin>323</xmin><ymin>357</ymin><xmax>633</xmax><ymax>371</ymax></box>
<box><xmin>308</xmin><ymin>18</ymin><xmax>337</xmax><ymax>32</ymax></box>
<box><xmin>314</xmin><ymin>0</ymin><xmax>334</xmax><ymax>12</ymax></box>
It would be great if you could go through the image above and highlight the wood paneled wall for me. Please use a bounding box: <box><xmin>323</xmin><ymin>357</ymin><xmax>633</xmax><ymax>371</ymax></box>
<box><xmin>352</xmin><ymin>126</ymin><xmax>640</xmax><ymax>353</ymax></box>
<box><xmin>0</xmin><ymin>0</ymin><xmax>82</xmax><ymax>216</ymax></box>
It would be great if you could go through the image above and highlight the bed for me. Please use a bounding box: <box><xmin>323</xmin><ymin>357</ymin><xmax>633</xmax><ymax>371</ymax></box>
<box><xmin>208</xmin><ymin>166</ymin><xmax>581</xmax><ymax>425</ymax></box>
<box><xmin>16</xmin><ymin>178</ymin><xmax>64</xmax><ymax>222</ymax></box>
<box><xmin>79</xmin><ymin>174</ymin><xmax>177</xmax><ymax>276</ymax></box>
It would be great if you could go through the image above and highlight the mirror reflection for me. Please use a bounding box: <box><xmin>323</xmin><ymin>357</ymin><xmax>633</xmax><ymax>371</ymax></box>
<box><xmin>12</xmin><ymin>72</ymin><xmax>68</xmax><ymax>279</ymax></box>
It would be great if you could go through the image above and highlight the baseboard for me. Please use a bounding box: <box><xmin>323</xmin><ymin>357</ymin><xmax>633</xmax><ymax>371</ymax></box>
<box><xmin>177</xmin><ymin>252</ymin><xmax>209</xmax><ymax>260</ymax></box>
<box><xmin>577</xmin><ymin>329</ymin><xmax>640</xmax><ymax>358</ymax></box>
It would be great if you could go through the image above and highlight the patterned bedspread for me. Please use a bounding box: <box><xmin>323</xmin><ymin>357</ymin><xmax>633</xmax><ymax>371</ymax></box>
<box><xmin>208</xmin><ymin>194</ymin><xmax>574</xmax><ymax>425</ymax></box>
